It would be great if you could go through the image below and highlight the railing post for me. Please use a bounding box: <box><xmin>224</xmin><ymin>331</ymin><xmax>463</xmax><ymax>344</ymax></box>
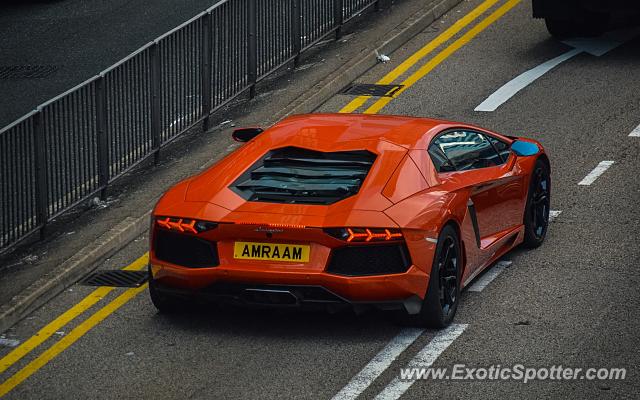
<box><xmin>150</xmin><ymin>42</ymin><xmax>162</xmax><ymax>164</ymax></box>
<box><xmin>292</xmin><ymin>0</ymin><xmax>302</xmax><ymax>67</ymax></box>
<box><xmin>33</xmin><ymin>109</ymin><xmax>49</xmax><ymax>239</ymax></box>
<box><xmin>201</xmin><ymin>12</ymin><xmax>213</xmax><ymax>131</ymax></box>
<box><xmin>334</xmin><ymin>0</ymin><xmax>344</xmax><ymax>40</ymax></box>
<box><xmin>95</xmin><ymin>75</ymin><xmax>109</xmax><ymax>200</ymax></box>
<box><xmin>375</xmin><ymin>0</ymin><xmax>381</xmax><ymax>12</ymax></box>
<box><xmin>248</xmin><ymin>0</ymin><xmax>257</xmax><ymax>98</ymax></box>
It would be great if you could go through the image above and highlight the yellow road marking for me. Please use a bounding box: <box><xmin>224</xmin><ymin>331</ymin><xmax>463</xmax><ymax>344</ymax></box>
<box><xmin>0</xmin><ymin>288</ymin><xmax>112</xmax><ymax>376</ymax></box>
<box><xmin>0</xmin><ymin>283</ymin><xmax>148</xmax><ymax>398</ymax></box>
<box><xmin>340</xmin><ymin>96</ymin><xmax>370</xmax><ymax>113</ymax></box>
<box><xmin>0</xmin><ymin>253</ymin><xmax>148</xmax><ymax>376</ymax></box>
<box><xmin>339</xmin><ymin>0</ymin><xmax>502</xmax><ymax>113</ymax></box>
<box><xmin>363</xmin><ymin>0</ymin><xmax>520</xmax><ymax>114</ymax></box>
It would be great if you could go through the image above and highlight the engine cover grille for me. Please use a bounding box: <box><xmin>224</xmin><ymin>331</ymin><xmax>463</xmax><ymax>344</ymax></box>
<box><xmin>326</xmin><ymin>244</ymin><xmax>411</xmax><ymax>276</ymax></box>
<box><xmin>231</xmin><ymin>147</ymin><xmax>376</xmax><ymax>205</ymax></box>
<box><xmin>154</xmin><ymin>229</ymin><xmax>219</xmax><ymax>268</ymax></box>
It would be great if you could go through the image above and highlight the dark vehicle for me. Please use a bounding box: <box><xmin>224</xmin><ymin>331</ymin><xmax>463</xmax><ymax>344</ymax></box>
<box><xmin>533</xmin><ymin>0</ymin><xmax>640</xmax><ymax>38</ymax></box>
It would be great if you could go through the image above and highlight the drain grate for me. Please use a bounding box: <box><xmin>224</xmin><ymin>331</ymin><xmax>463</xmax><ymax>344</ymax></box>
<box><xmin>0</xmin><ymin>65</ymin><xmax>58</xmax><ymax>79</ymax></box>
<box><xmin>80</xmin><ymin>270</ymin><xmax>149</xmax><ymax>288</ymax></box>
<box><xmin>342</xmin><ymin>83</ymin><xmax>403</xmax><ymax>97</ymax></box>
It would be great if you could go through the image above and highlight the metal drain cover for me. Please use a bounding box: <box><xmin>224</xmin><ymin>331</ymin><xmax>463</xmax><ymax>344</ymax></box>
<box><xmin>342</xmin><ymin>83</ymin><xmax>403</xmax><ymax>97</ymax></box>
<box><xmin>80</xmin><ymin>270</ymin><xmax>149</xmax><ymax>287</ymax></box>
<box><xmin>0</xmin><ymin>65</ymin><xmax>58</xmax><ymax>79</ymax></box>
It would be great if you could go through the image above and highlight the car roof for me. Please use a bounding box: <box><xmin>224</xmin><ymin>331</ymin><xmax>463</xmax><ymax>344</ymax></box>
<box><xmin>269</xmin><ymin>113</ymin><xmax>459</xmax><ymax>150</ymax></box>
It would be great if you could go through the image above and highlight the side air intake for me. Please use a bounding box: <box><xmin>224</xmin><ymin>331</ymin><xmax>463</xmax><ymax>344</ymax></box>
<box><xmin>231</xmin><ymin>147</ymin><xmax>376</xmax><ymax>205</ymax></box>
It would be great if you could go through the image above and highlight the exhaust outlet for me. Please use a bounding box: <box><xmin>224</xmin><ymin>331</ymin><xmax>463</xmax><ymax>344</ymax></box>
<box><xmin>242</xmin><ymin>288</ymin><xmax>299</xmax><ymax>306</ymax></box>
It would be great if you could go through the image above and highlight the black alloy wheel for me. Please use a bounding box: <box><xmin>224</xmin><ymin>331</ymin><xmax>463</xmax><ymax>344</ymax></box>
<box><xmin>437</xmin><ymin>236</ymin><xmax>459</xmax><ymax>319</ymax></box>
<box><xmin>530</xmin><ymin>166</ymin><xmax>550</xmax><ymax>241</ymax></box>
<box><xmin>397</xmin><ymin>224</ymin><xmax>461</xmax><ymax>328</ymax></box>
<box><xmin>523</xmin><ymin>159</ymin><xmax>551</xmax><ymax>248</ymax></box>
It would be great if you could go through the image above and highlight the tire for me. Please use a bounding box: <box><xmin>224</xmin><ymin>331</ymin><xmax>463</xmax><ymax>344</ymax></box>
<box><xmin>148</xmin><ymin>275</ymin><xmax>184</xmax><ymax>314</ymax></box>
<box><xmin>398</xmin><ymin>224</ymin><xmax>461</xmax><ymax>328</ymax></box>
<box><xmin>523</xmin><ymin>159</ymin><xmax>551</xmax><ymax>249</ymax></box>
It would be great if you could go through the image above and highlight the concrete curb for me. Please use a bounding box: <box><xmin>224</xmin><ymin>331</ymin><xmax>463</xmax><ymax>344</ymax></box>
<box><xmin>0</xmin><ymin>212</ymin><xmax>150</xmax><ymax>334</ymax></box>
<box><xmin>0</xmin><ymin>0</ymin><xmax>462</xmax><ymax>334</ymax></box>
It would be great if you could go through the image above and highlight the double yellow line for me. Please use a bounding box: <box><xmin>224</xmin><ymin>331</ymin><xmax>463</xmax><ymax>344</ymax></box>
<box><xmin>0</xmin><ymin>0</ymin><xmax>521</xmax><ymax>396</ymax></box>
<box><xmin>340</xmin><ymin>0</ymin><xmax>520</xmax><ymax>115</ymax></box>
<box><xmin>0</xmin><ymin>254</ymin><xmax>149</xmax><ymax>397</ymax></box>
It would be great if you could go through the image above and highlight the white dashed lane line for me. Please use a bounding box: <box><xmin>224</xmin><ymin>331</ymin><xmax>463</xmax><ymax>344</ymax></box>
<box><xmin>467</xmin><ymin>210</ymin><xmax>560</xmax><ymax>292</ymax></box>
<box><xmin>332</xmin><ymin>328</ymin><xmax>424</xmax><ymax>400</ymax></box>
<box><xmin>578</xmin><ymin>161</ymin><xmax>614</xmax><ymax>186</ymax></box>
<box><xmin>467</xmin><ymin>260</ymin><xmax>512</xmax><ymax>292</ymax></box>
<box><xmin>332</xmin><ymin>206</ymin><xmax>566</xmax><ymax>399</ymax></box>
<box><xmin>549</xmin><ymin>210</ymin><xmax>562</xmax><ymax>222</ymax></box>
<box><xmin>342</xmin><ymin>205</ymin><xmax>562</xmax><ymax>397</ymax></box>
<box><xmin>474</xmin><ymin>49</ymin><xmax>581</xmax><ymax>112</ymax></box>
<box><xmin>629</xmin><ymin>124</ymin><xmax>640</xmax><ymax>137</ymax></box>
<box><xmin>474</xmin><ymin>32</ymin><xmax>636</xmax><ymax>112</ymax></box>
<box><xmin>373</xmin><ymin>324</ymin><xmax>468</xmax><ymax>400</ymax></box>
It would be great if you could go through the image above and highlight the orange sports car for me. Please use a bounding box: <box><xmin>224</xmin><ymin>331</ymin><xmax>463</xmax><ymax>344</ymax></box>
<box><xmin>148</xmin><ymin>113</ymin><xmax>550</xmax><ymax>327</ymax></box>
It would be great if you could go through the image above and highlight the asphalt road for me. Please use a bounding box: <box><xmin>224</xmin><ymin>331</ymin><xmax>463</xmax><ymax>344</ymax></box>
<box><xmin>0</xmin><ymin>0</ymin><xmax>218</xmax><ymax>128</ymax></box>
<box><xmin>1</xmin><ymin>0</ymin><xmax>639</xmax><ymax>398</ymax></box>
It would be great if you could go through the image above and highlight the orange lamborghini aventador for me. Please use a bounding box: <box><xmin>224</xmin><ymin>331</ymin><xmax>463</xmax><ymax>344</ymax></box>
<box><xmin>148</xmin><ymin>113</ymin><xmax>550</xmax><ymax>327</ymax></box>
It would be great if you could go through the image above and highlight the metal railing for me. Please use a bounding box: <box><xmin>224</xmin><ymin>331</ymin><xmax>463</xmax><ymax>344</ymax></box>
<box><xmin>0</xmin><ymin>0</ymin><xmax>381</xmax><ymax>254</ymax></box>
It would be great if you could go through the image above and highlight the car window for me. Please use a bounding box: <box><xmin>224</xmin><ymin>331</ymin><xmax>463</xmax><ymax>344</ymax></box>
<box><xmin>428</xmin><ymin>143</ymin><xmax>455</xmax><ymax>172</ymax></box>
<box><xmin>431</xmin><ymin>130</ymin><xmax>502</xmax><ymax>171</ymax></box>
<box><xmin>486</xmin><ymin>135</ymin><xmax>511</xmax><ymax>163</ymax></box>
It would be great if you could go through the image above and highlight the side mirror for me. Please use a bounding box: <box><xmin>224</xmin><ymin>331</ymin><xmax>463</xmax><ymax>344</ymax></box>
<box><xmin>510</xmin><ymin>140</ymin><xmax>539</xmax><ymax>156</ymax></box>
<box><xmin>232</xmin><ymin>127</ymin><xmax>263</xmax><ymax>142</ymax></box>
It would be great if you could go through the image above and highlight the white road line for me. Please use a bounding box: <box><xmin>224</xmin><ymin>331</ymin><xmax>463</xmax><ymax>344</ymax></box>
<box><xmin>373</xmin><ymin>324</ymin><xmax>468</xmax><ymax>400</ymax></box>
<box><xmin>475</xmin><ymin>30</ymin><xmax>637</xmax><ymax>112</ymax></box>
<box><xmin>578</xmin><ymin>161</ymin><xmax>614</xmax><ymax>186</ymax></box>
<box><xmin>549</xmin><ymin>210</ymin><xmax>562</xmax><ymax>222</ymax></box>
<box><xmin>475</xmin><ymin>49</ymin><xmax>581</xmax><ymax>112</ymax></box>
<box><xmin>466</xmin><ymin>260</ymin><xmax>512</xmax><ymax>292</ymax></box>
<box><xmin>331</xmin><ymin>328</ymin><xmax>424</xmax><ymax>400</ymax></box>
<box><xmin>629</xmin><ymin>124</ymin><xmax>640</xmax><ymax>137</ymax></box>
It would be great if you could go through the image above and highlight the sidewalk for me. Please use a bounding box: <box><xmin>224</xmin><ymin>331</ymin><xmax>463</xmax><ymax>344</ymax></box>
<box><xmin>0</xmin><ymin>0</ymin><xmax>462</xmax><ymax>333</ymax></box>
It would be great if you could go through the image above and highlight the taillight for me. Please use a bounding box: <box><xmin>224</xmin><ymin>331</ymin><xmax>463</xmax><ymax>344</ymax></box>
<box><xmin>155</xmin><ymin>217</ymin><xmax>217</xmax><ymax>234</ymax></box>
<box><xmin>323</xmin><ymin>227</ymin><xmax>403</xmax><ymax>242</ymax></box>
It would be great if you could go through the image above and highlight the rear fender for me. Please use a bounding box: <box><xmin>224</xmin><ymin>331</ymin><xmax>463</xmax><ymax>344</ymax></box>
<box><xmin>385</xmin><ymin>190</ymin><xmax>468</xmax><ymax>274</ymax></box>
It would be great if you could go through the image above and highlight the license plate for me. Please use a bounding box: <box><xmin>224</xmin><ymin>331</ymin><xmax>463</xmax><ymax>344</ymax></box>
<box><xmin>233</xmin><ymin>241</ymin><xmax>310</xmax><ymax>262</ymax></box>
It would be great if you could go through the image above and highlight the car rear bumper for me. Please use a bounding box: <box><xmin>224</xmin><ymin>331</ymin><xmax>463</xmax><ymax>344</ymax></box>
<box><xmin>151</xmin><ymin>279</ymin><xmax>423</xmax><ymax>314</ymax></box>
<box><xmin>149</xmin><ymin>261</ymin><xmax>428</xmax><ymax>313</ymax></box>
